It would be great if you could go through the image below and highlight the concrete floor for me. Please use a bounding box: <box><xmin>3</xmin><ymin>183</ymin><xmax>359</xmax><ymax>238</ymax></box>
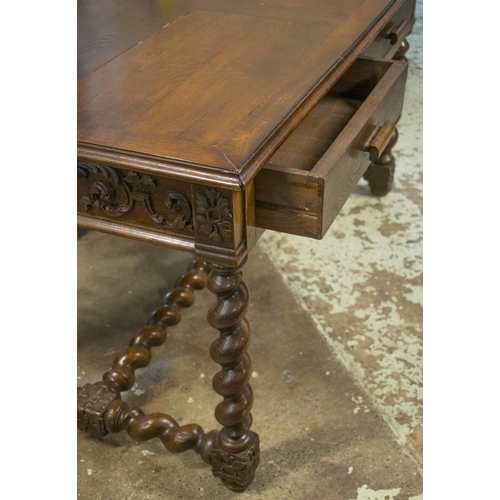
<box><xmin>78</xmin><ymin>235</ymin><xmax>422</xmax><ymax>500</ymax></box>
<box><xmin>78</xmin><ymin>3</ymin><xmax>422</xmax><ymax>498</ymax></box>
<box><xmin>259</xmin><ymin>0</ymin><xmax>423</xmax><ymax>465</ymax></box>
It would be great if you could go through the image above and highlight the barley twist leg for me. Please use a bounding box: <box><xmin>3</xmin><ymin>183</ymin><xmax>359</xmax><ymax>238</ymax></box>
<box><xmin>206</xmin><ymin>259</ymin><xmax>260</xmax><ymax>491</ymax></box>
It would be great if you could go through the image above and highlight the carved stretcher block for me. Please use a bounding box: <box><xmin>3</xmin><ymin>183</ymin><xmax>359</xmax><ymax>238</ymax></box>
<box><xmin>77</xmin><ymin>383</ymin><xmax>120</xmax><ymax>437</ymax></box>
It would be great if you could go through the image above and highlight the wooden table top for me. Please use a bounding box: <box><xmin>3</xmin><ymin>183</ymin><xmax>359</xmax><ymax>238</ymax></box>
<box><xmin>78</xmin><ymin>0</ymin><xmax>404</xmax><ymax>188</ymax></box>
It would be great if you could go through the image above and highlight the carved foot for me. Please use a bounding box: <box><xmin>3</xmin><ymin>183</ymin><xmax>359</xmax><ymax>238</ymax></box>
<box><xmin>210</xmin><ymin>431</ymin><xmax>260</xmax><ymax>491</ymax></box>
<box><xmin>207</xmin><ymin>259</ymin><xmax>260</xmax><ymax>490</ymax></box>
<box><xmin>363</xmin><ymin>127</ymin><xmax>398</xmax><ymax>196</ymax></box>
<box><xmin>77</xmin><ymin>257</ymin><xmax>261</xmax><ymax>490</ymax></box>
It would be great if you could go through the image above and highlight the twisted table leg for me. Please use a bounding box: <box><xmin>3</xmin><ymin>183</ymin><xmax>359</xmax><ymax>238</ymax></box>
<box><xmin>363</xmin><ymin>127</ymin><xmax>399</xmax><ymax>196</ymax></box>
<box><xmin>78</xmin><ymin>258</ymin><xmax>260</xmax><ymax>490</ymax></box>
<box><xmin>206</xmin><ymin>259</ymin><xmax>260</xmax><ymax>491</ymax></box>
<box><xmin>77</xmin><ymin>260</ymin><xmax>216</xmax><ymax>463</ymax></box>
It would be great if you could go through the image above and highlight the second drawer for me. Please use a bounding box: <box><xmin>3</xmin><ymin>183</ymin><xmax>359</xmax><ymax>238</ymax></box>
<box><xmin>254</xmin><ymin>56</ymin><xmax>408</xmax><ymax>239</ymax></box>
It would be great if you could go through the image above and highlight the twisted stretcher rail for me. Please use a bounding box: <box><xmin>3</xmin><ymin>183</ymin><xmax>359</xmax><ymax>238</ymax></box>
<box><xmin>77</xmin><ymin>259</ymin><xmax>259</xmax><ymax>491</ymax></box>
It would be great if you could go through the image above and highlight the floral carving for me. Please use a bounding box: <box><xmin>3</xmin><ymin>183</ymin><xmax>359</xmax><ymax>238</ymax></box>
<box><xmin>196</xmin><ymin>188</ymin><xmax>232</xmax><ymax>243</ymax></box>
<box><xmin>77</xmin><ymin>383</ymin><xmax>119</xmax><ymax>437</ymax></box>
<box><xmin>210</xmin><ymin>434</ymin><xmax>260</xmax><ymax>491</ymax></box>
<box><xmin>77</xmin><ymin>162</ymin><xmax>193</xmax><ymax>233</ymax></box>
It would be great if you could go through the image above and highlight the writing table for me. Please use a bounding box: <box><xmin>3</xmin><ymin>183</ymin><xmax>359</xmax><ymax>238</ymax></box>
<box><xmin>77</xmin><ymin>0</ymin><xmax>415</xmax><ymax>490</ymax></box>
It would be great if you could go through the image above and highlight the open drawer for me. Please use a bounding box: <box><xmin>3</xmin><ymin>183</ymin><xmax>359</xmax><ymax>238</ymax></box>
<box><xmin>254</xmin><ymin>57</ymin><xmax>408</xmax><ymax>239</ymax></box>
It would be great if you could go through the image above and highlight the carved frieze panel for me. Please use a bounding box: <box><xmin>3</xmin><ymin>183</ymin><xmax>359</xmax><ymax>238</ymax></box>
<box><xmin>77</xmin><ymin>162</ymin><xmax>193</xmax><ymax>234</ymax></box>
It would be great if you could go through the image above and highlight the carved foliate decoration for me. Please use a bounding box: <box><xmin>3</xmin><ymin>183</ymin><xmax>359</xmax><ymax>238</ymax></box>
<box><xmin>77</xmin><ymin>162</ymin><xmax>193</xmax><ymax>233</ymax></box>
<box><xmin>210</xmin><ymin>434</ymin><xmax>260</xmax><ymax>491</ymax></box>
<box><xmin>76</xmin><ymin>259</ymin><xmax>261</xmax><ymax>490</ymax></box>
<box><xmin>77</xmin><ymin>383</ymin><xmax>120</xmax><ymax>437</ymax></box>
<box><xmin>196</xmin><ymin>188</ymin><xmax>233</xmax><ymax>243</ymax></box>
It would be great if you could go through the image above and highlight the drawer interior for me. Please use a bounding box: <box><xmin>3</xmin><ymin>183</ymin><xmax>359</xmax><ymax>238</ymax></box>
<box><xmin>266</xmin><ymin>58</ymin><xmax>393</xmax><ymax>174</ymax></box>
<box><xmin>266</xmin><ymin>96</ymin><xmax>361</xmax><ymax>172</ymax></box>
<box><xmin>255</xmin><ymin>57</ymin><xmax>407</xmax><ymax>239</ymax></box>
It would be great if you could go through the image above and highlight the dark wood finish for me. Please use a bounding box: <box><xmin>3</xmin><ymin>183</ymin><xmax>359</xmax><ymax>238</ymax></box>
<box><xmin>77</xmin><ymin>164</ymin><xmax>248</xmax><ymax>266</ymax></box>
<box><xmin>394</xmin><ymin>38</ymin><xmax>411</xmax><ymax>62</ymax></box>
<box><xmin>78</xmin><ymin>162</ymin><xmax>194</xmax><ymax>237</ymax></box>
<box><xmin>363</xmin><ymin>120</ymin><xmax>396</xmax><ymax>162</ymax></box>
<box><xmin>77</xmin><ymin>0</ymin><xmax>413</xmax><ymax>264</ymax></box>
<box><xmin>254</xmin><ymin>57</ymin><xmax>408</xmax><ymax>238</ymax></box>
<box><xmin>77</xmin><ymin>0</ymin><xmax>416</xmax><ymax>491</ymax></box>
<box><xmin>78</xmin><ymin>0</ymin><xmax>407</xmax><ymax>179</ymax></box>
<box><xmin>206</xmin><ymin>259</ymin><xmax>259</xmax><ymax>490</ymax></box>
<box><xmin>266</xmin><ymin>97</ymin><xmax>362</xmax><ymax>172</ymax></box>
<box><xmin>78</xmin><ymin>261</ymin><xmax>211</xmax><ymax>441</ymax></box>
<box><xmin>362</xmin><ymin>0</ymin><xmax>415</xmax><ymax>59</ymax></box>
<box><xmin>77</xmin><ymin>0</ymin><xmax>182</xmax><ymax>78</ymax></box>
<box><xmin>77</xmin><ymin>259</ymin><xmax>259</xmax><ymax>490</ymax></box>
<box><xmin>363</xmin><ymin>127</ymin><xmax>399</xmax><ymax>196</ymax></box>
<box><xmin>79</xmin><ymin>0</ymin><xmax>414</xmax><ymax>80</ymax></box>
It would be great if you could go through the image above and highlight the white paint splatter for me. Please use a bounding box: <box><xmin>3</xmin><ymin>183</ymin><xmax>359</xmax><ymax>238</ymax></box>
<box><xmin>200</xmin><ymin>373</ymin><xmax>206</xmax><ymax>378</ymax></box>
<box><xmin>187</xmin><ymin>397</ymin><xmax>193</xmax><ymax>403</ymax></box>
<box><xmin>251</xmin><ymin>371</ymin><xmax>259</xmax><ymax>378</ymax></box>
<box><xmin>352</xmin><ymin>395</ymin><xmax>370</xmax><ymax>414</ymax></box>
<box><xmin>87</xmin><ymin>469</ymin><xmax>93</xmax><ymax>476</ymax></box>
<box><xmin>141</xmin><ymin>450</ymin><xmax>155</xmax><ymax>456</ymax></box>
<box><xmin>258</xmin><ymin>22</ymin><xmax>423</xmax><ymax>457</ymax></box>
<box><xmin>348</xmin><ymin>466</ymin><xmax>353</xmax><ymax>474</ymax></box>
<box><xmin>409</xmin><ymin>496</ymin><xmax>422</xmax><ymax>500</ymax></box>
<box><xmin>131</xmin><ymin>383</ymin><xmax>145</xmax><ymax>396</ymax></box>
<box><xmin>268</xmin><ymin>460</ymin><xmax>281</xmax><ymax>472</ymax></box>
<box><xmin>348</xmin><ymin>485</ymin><xmax>401</xmax><ymax>500</ymax></box>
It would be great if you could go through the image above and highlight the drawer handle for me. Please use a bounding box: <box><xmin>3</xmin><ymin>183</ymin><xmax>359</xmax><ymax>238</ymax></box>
<box><xmin>363</xmin><ymin>121</ymin><xmax>395</xmax><ymax>161</ymax></box>
<box><xmin>385</xmin><ymin>19</ymin><xmax>412</xmax><ymax>45</ymax></box>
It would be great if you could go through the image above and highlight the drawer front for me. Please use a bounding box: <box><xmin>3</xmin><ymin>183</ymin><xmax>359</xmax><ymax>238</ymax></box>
<box><xmin>254</xmin><ymin>57</ymin><xmax>408</xmax><ymax>239</ymax></box>
<box><xmin>362</xmin><ymin>0</ymin><xmax>415</xmax><ymax>60</ymax></box>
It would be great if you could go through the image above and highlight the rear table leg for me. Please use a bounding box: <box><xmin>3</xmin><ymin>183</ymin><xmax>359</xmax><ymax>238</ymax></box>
<box><xmin>363</xmin><ymin>127</ymin><xmax>399</xmax><ymax>197</ymax></box>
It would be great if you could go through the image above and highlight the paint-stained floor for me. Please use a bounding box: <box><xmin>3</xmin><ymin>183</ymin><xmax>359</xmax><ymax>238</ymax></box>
<box><xmin>259</xmin><ymin>0</ymin><xmax>423</xmax><ymax>464</ymax></box>
<box><xmin>78</xmin><ymin>3</ymin><xmax>422</xmax><ymax>498</ymax></box>
<box><xmin>78</xmin><ymin>235</ymin><xmax>422</xmax><ymax>500</ymax></box>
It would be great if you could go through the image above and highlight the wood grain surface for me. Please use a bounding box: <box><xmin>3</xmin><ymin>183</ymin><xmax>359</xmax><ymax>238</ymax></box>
<box><xmin>255</xmin><ymin>58</ymin><xmax>408</xmax><ymax>238</ymax></box>
<box><xmin>78</xmin><ymin>0</ymin><xmax>405</xmax><ymax>185</ymax></box>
